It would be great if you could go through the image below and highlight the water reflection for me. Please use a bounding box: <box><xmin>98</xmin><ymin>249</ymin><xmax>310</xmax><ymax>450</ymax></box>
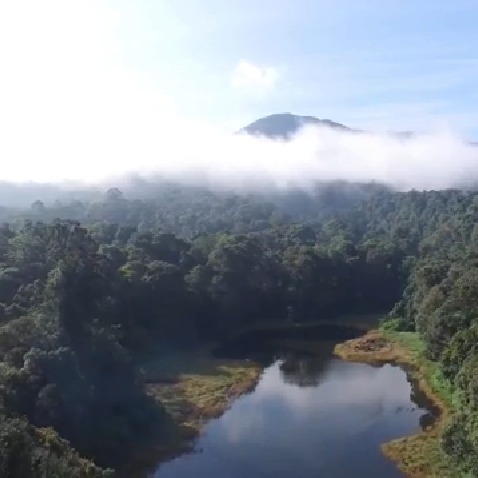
<box><xmin>279</xmin><ymin>357</ymin><xmax>329</xmax><ymax>387</ymax></box>
<box><xmin>154</xmin><ymin>340</ymin><xmax>434</xmax><ymax>478</ymax></box>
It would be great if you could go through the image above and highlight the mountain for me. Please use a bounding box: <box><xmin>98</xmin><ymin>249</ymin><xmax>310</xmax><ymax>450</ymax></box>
<box><xmin>240</xmin><ymin>113</ymin><xmax>478</xmax><ymax>146</ymax></box>
<box><xmin>239</xmin><ymin>113</ymin><xmax>353</xmax><ymax>139</ymax></box>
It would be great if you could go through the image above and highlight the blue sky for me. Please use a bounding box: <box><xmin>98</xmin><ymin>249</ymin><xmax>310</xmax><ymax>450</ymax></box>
<box><xmin>112</xmin><ymin>0</ymin><xmax>478</xmax><ymax>135</ymax></box>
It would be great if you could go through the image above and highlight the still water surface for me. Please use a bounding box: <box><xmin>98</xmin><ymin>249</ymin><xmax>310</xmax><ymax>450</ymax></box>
<box><xmin>154</xmin><ymin>338</ymin><xmax>434</xmax><ymax>478</ymax></box>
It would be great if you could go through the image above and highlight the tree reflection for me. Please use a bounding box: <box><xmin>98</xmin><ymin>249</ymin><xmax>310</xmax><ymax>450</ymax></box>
<box><xmin>406</xmin><ymin>368</ymin><xmax>440</xmax><ymax>430</ymax></box>
<box><xmin>279</xmin><ymin>357</ymin><xmax>328</xmax><ymax>387</ymax></box>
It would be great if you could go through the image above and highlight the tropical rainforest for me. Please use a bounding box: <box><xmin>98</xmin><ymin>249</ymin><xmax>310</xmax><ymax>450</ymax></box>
<box><xmin>0</xmin><ymin>180</ymin><xmax>478</xmax><ymax>476</ymax></box>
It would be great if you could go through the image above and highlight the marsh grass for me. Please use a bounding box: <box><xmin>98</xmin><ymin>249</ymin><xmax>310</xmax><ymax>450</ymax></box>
<box><xmin>144</xmin><ymin>349</ymin><xmax>261</xmax><ymax>445</ymax></box>
<box><xmin>118</xmin><ymin>349</ymin><xmax>261</xmax><ymax>476</ymax></box>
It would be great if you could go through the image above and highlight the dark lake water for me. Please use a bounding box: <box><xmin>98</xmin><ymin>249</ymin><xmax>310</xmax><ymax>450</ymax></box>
<box><xmin>153</xmin><ymin>336</ymin><xmax>435</xmax><ymax>478</ymax></box>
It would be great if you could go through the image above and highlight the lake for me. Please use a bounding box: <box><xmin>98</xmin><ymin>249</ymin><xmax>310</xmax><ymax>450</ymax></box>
<box><xmin>152</xmin><ymin>336</ymin><xmax>435</xmax><ymax>478</ymax></box>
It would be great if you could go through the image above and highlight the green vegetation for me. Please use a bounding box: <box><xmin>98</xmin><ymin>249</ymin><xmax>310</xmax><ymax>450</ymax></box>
<box><xmin>0</xmin><ymin>183</ymin><xmax>402</xmax><ymax>476</ymax></box>
<box><xmin>118</xmin><ymin>352</ymin><xmax>261</xmax><ymax>476</ymax></box>
<box><xmin>383</xmin><ymin>331</ymin><xmax>455</xmax><ymax>406</ymax></box>
<box><xmin>336</xmin><ymin>329</ymin><xmax>457</xmax><ymax>477</ymax></box>
<box><xmin>146</xmin><ymin>356</ymin><xmax>260</xmax><ymax>432</ymax></box>
<box><xmin>1</xmin><ymin>183</ymin><xmax>478</xmax><ymax>475</ymax></box>
<box><xmin>379</xmin><ymin>331</ymin><xmax>457</xmax><ymax>478</ymax></box>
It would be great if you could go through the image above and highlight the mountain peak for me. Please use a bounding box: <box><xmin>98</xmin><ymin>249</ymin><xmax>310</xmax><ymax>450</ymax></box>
<box><xmin>239</xmin><ymin>113</ymin><xmax>351</xmax><ymax>139</ymax></box>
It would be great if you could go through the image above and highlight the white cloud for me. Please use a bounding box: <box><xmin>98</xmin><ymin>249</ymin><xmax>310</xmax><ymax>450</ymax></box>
<box><xmin>0</xmin><ymin>0</ymin><xmax>181</xmax><ymax>182</ymax></box>
<box><xmin>230</xmin><ymin>60</ymin><xmax>279</xmax><ymax>91</ymax></box>
<box><xmin>0</xmin><ymin>2</ymin><xmax>477</xmax><ymax>191</ymax></box>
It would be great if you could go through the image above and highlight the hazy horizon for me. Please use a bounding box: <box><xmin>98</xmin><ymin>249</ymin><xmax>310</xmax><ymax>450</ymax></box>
<box><xmin>1</xmin><ymin>1</ymin><xmax>477</xmax><ymax>193</ymax></box>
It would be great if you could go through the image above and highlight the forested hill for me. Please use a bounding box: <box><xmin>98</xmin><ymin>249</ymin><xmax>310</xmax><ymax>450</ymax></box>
<box><xmin>1</xmin><ymin>184</ymin><xmax>478</xmax><ymax>475</ymax></box>
<box><xmin>0</xmin><ymin>180</ymin><xmax>390</xmax><ymax>233</ymax></box>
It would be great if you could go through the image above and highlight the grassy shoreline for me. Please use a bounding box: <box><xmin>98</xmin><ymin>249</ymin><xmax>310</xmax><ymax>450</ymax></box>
<box><xmin>146</xmin><ymin>356</ymin><xmax>262</xmax><ymax>434</ymax></box>
<box><xmin>334</xmin><ymin>329</ymin><xmax>457</xmax><ymax>477</ymax></box>
<box><xmin>121</xmin><ymin>351</ymin><xmax>262</xmax><ymax>475</ymax></box>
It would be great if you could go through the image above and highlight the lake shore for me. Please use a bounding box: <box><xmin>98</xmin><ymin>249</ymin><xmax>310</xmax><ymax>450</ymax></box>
<box><xmin>334</xmin><ymin>329</ymin><xmax>455</xmax><ymax>477</ymax></box>
<box><xmin>121</xmin><ymin>353</ymin><xmax>262</xmax><ymax>476</ymax></box>
<box><xmin>146</xmin><ymin>356</ymin><xmax>262</xmax><ymax>435</ymax></box>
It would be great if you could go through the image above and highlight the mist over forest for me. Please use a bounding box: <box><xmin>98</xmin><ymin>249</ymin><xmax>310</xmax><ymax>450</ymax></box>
<box><xmin>1</xmin><ymin>113</ymin><xmax>477</xmax><ymax>223</ymax></box>
<box><xmin>1</xmin><ymin>112</ymin><xmax>477</xmax><ymax>195</ymax></box>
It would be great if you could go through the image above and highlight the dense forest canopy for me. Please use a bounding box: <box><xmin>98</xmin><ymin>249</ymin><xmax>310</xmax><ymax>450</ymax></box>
<box><xmin>0</xmin><ymin>180</ymin><xmax>478</xmax><ymax>475</ymax></box>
